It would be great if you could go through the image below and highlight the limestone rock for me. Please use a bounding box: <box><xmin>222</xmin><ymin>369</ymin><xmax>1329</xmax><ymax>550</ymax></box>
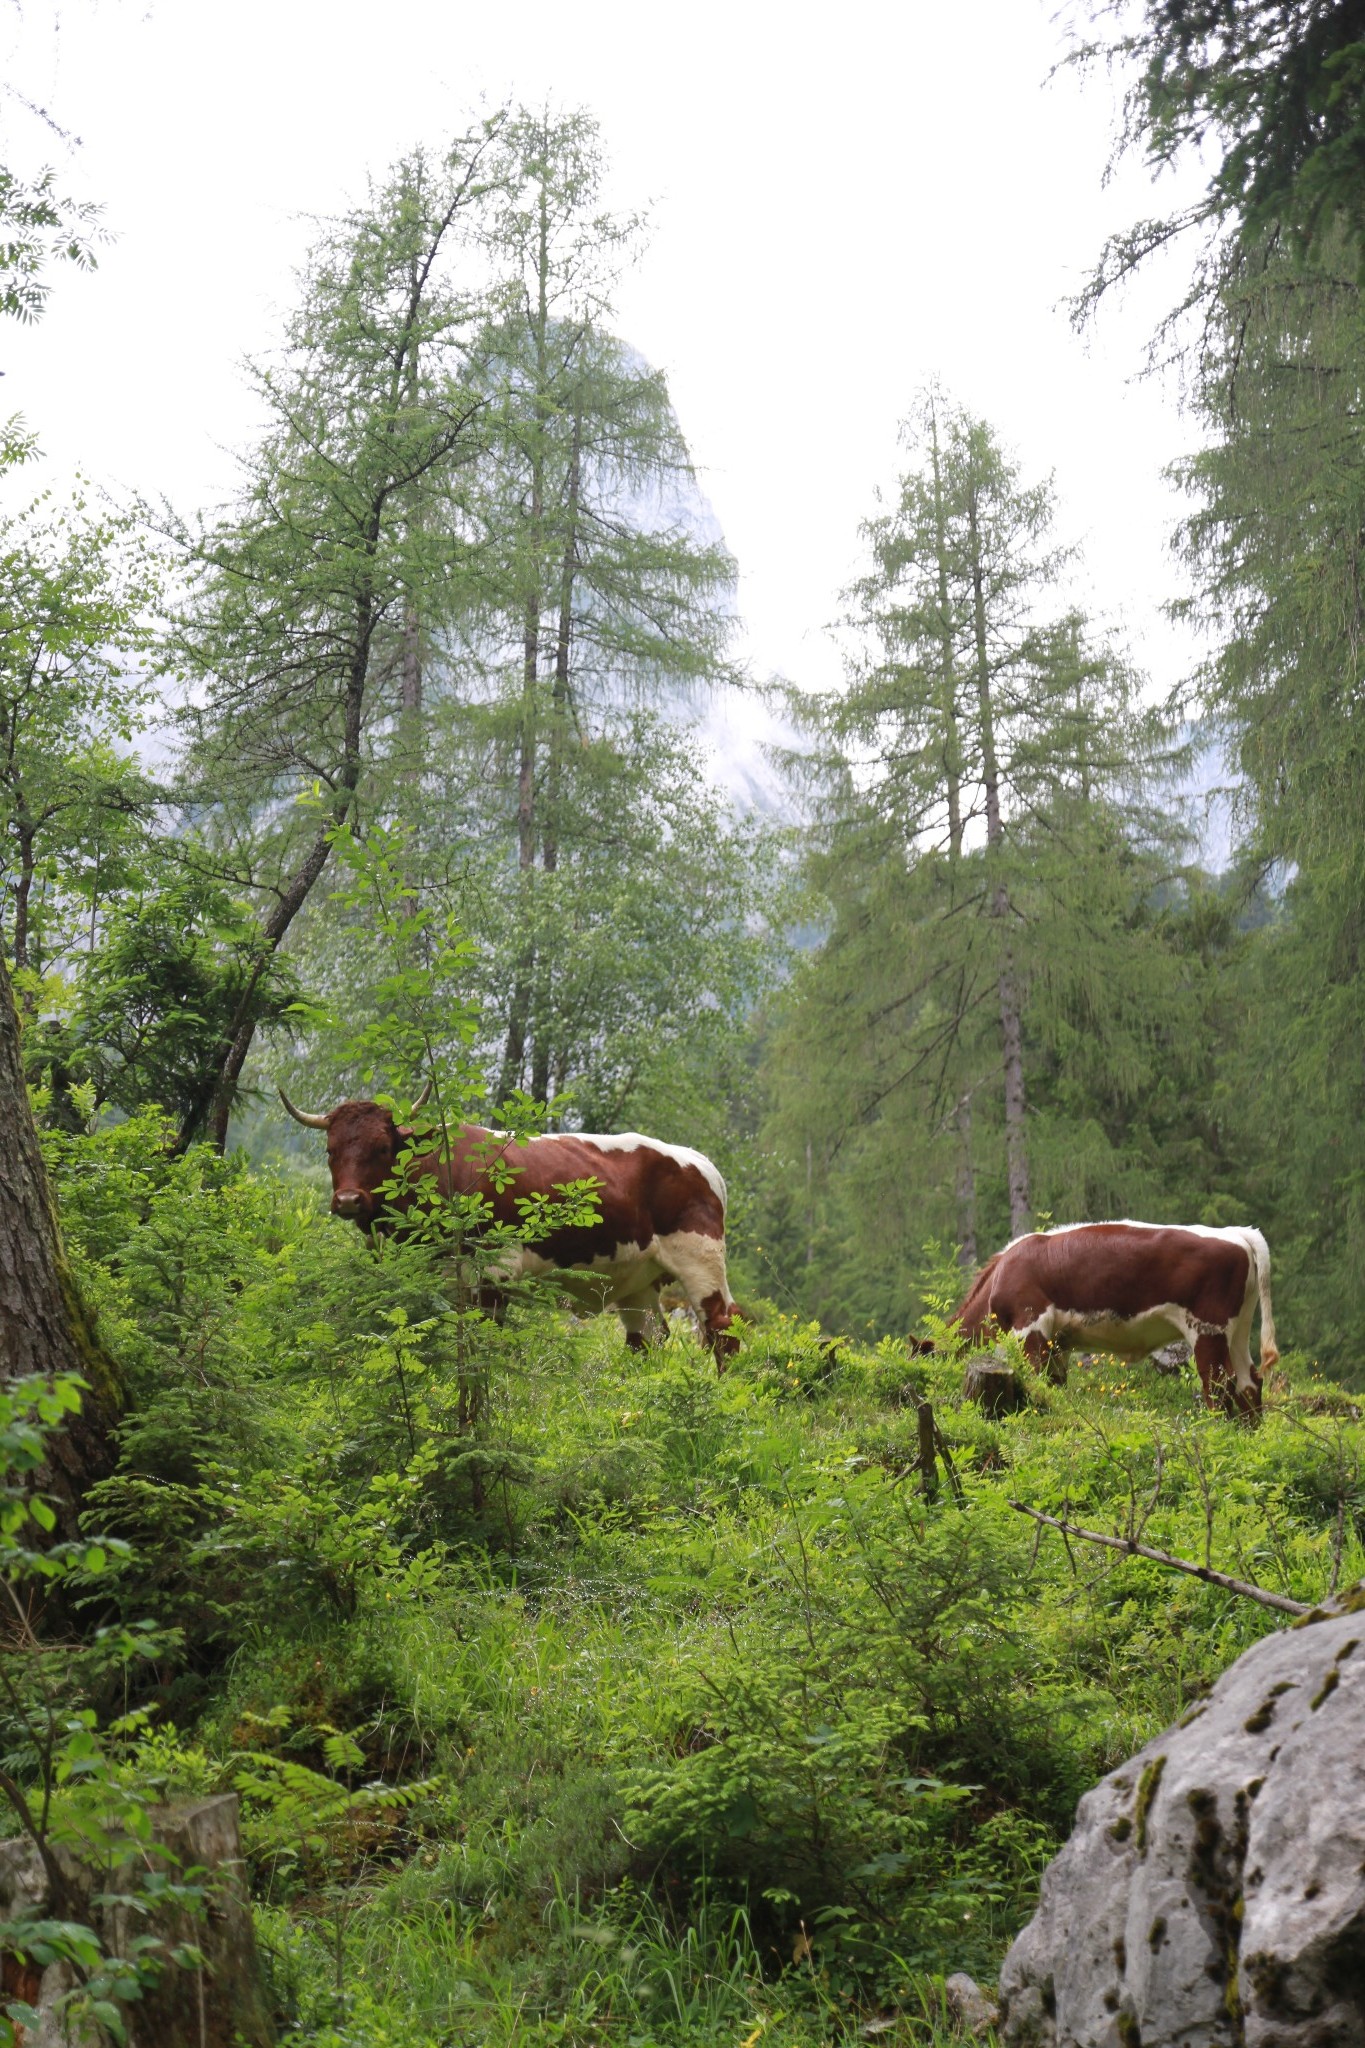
<box><xmin>999</xmin><ymin>1593</ymin><xmax>1365</xmax><ymax>2048</ymax></box>
<box><xmin>946</xmin><ymin>1971</ymin><xmax>1001</xmax><ymax>2035</ymax></box>
<box><xmin>0</xmin><ymin>1793</ymin><xmax>273</xmax><ymax>2047</ymax></box>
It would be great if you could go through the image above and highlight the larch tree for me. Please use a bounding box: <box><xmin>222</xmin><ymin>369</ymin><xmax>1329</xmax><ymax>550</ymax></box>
<box><xmin>167</xmin><ymin>120</ymin><xmax>505</xmax><ymax>1150</ymax></box>
<box><xmin>460</xmin><ymin>106</ymin><xmax>741</xmax><ymax>1111</ymax></box>
<box><xmin>771</xmin><ymin>394</ymin><xmax>1179</xmax><ymax>1324</ymax></box>
<box><xmin>1170</xmin><ymin>234</ymin><xmax>1365</xmax><ymax>1364</ymax></box>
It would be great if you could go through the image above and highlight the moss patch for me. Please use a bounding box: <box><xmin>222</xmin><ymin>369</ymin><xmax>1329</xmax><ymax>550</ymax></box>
<box><xmin>1134</xmin><ymin>1755</ymin><xmax>1166</xmax><ymax>1857</ymax></box>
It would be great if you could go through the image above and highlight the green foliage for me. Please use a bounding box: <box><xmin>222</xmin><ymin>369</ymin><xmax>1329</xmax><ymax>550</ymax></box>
<box><xmin>16</xmin><ymin>63</ymin><xmax>1365</xmax><ymax>2048</ymax></box>
<box><xmin>1077</xmin><ymin>0</ymin><xmax>1365</xmax><ymax>289</ymax></box>
<box><xmin>0</xmin><ymin>489</ymin><xmax>156</xmax><ymax>999</ymax></box>
<box><xmin>0</xmin><ymin>1376</ymin><xmax>202</xmax><ymax>2048</ymax></box>
<box><xmin>73</xmin><ymin>867</ymin><xmax>303</xmax><ymax>1123</ymax></box>
<box><xmin>0</xmin><ymin>166</ymin><xmax>103</xmax><ymax>324</ymax></box>
<box><xmin>763</xmin><ymin>391</ymin><xmax>1191</xmax><ymax>1332</ymax></box>
<box><xmin>32</xmin><ymin>1089</ymin><xmax>1365</xmax><ymax>2038</ymax></box>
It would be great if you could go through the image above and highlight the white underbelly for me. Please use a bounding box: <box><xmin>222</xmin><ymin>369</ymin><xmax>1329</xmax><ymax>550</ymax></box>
<box><xmin>1045</xmin><ymin>1305</ymin><xmax>1190</xmax><ymax>1356</ymax></box>
<box><xmin>490</xmin><ymin>1240</ymin><xmax>665</xmax><ymax>1302</ymax></box>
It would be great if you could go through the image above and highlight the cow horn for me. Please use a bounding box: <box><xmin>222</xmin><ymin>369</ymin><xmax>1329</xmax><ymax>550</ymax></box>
<box><xmin>278</xmin><ymin>1087</ymin><xmax>329</xmax><ymax>1130</ymax></box>
<box><xmin>411</xmin><ymin>1076</ymin><xmax>433</xmax><ymax>1112</ymax></box>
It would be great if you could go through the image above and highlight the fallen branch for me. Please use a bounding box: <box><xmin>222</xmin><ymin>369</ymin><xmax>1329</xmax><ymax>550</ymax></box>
<box><xmin>1007</xmin><ymin>1501</ymin><xmax>1311</xmax><ymax>1616</ymax></box>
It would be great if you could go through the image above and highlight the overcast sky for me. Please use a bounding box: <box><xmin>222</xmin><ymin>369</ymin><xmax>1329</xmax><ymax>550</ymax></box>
<box><xmin>4</xmin><ymin>0</ymin><xmax>1204</xmax><ymax>706</ymax></box>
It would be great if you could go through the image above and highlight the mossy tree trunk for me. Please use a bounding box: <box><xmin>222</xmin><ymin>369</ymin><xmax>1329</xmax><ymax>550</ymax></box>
<box><xmin>0</xmin><ymin>952</ymin><xmax>122</xmax><ymax>1530</ymax></box>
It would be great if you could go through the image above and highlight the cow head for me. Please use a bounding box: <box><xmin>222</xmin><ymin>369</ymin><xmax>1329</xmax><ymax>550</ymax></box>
<box><xmin>279</xmin><ymin>1080</ymin><xmax>431</xmax><ymax>1228</ymax></box>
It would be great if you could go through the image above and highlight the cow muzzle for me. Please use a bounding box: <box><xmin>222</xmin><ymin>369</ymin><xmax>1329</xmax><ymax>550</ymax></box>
<box><xmin>331</xmin><ymin>1188</ymin><xmax>374</xmax><ymax>1221</ymax></box>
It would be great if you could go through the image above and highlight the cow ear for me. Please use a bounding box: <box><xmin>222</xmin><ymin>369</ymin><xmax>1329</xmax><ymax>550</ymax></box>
<box><xmin>395</xmin><ymin>1124</ymin><xmax>415</xmax><ymax>1143</ymax></box>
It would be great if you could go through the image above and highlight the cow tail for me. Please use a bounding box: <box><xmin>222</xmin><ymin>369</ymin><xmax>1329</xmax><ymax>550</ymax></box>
<box><xmin>1246</xmin><ymin>1229</ymin><xmax>1279</xmax><ymax>1369</ymax></box>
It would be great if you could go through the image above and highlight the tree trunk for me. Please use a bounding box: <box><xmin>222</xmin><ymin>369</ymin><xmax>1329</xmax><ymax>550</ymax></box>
<box><xmin>0</xmin><ymin>953</ymin><xmax>122</xmax><ymax>1533</ymax></box>
<box><xmin>996</xmin><ymin>951</ymin><xmax>1031</xmax><ymax>1236</ymax></box>
<box><xmin>928</xmin><ymin>407</ymin><xmax>964</xmax><ymax>860</ymax></box>
<box><xmin>179</xmin><ymin>599</ymin><xmax>376</xmax><ymax>1155</ymax></box>
<box><xmin>529</xmin><ymin>411</ymin><xmax>582</xmax><ymax>1106</ymax></box>
<box><xmin>954</xmin><ymin>1093</ymin><xmax>977</xmax><ymax>1271</ymax></box>
<box><xmin>499</xmin><ymin>251</ymin><xmax>554</xmax><ymax>1107</ymax></box>
<box><xmin>498</xmin><ymin>594</ymin><xmax>541</xmax><ymax>1106</ymax></box>
<box><xmin>11</xmin><ymin>816</ymin><xmax>38</xmax><ymax>1015</ymax></box>
<box><xmin>968</xmin><ymin>485</ymin><xmax>1031</xmax><ymax>1237</ymax></box>
<box><xmin>398</xmin><ymin>292</ymin><xmax>424</xmax><ymax>917</ymax></box>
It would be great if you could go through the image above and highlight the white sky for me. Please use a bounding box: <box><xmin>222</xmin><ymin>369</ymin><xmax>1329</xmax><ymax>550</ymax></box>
<box><xmin>3</xmin><ymin>0</ymin><xmax>1205</xmax><ymax>706</ymax></box>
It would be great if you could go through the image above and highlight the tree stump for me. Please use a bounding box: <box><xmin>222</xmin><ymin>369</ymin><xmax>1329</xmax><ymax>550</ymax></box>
<box><xmin>0</xmin><ymin>1793</ymin><xmax>274</xmax><ymax>2046</ymax></box>
<box><xmin>963</xmin><ymin>1352</ymin><xmax>1027</xmax><ymax>1417</ymax></box>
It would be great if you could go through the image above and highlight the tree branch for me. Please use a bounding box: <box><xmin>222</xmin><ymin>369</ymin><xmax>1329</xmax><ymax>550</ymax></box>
<box><xmin>1006</xmin><ymin>1500</ymin><xmax>1311</xmax><ymax>1616</ymax></box>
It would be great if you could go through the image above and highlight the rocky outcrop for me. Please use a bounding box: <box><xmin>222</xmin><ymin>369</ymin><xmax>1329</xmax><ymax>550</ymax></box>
<box><xmin>0</xmin><ymin>1793</ymin><xmax>273</xmax><ymax>2047</ymax></box>
<box><xmin>1000</xmin><ymin>1593</ymin><xmax>1365</xmax><ymax>2048</ymax></box>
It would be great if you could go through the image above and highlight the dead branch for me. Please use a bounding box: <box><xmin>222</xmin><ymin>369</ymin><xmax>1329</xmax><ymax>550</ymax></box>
<box><xmin>1007</xmin><ymin>1501</ymin><xmax>1311</xmax><ymax>1616</ymax></box>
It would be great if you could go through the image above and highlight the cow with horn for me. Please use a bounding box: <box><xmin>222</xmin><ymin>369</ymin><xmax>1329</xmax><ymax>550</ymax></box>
<box><xmin>278</xmin><ymin>1083</ymin><xmax>740</xmax><ymax>1362</ymax></box>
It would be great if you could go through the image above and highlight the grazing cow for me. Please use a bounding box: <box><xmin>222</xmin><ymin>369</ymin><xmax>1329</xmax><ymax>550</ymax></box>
<box><xmin>279</xmin><ymin>1085</ymin><xmax>739</xmax><ymax>1360</ymax></box>
<box><xmin>949</xmin><ymin>1222</ymin><xmax>1279</xmax><ymax>1419</ymax></box>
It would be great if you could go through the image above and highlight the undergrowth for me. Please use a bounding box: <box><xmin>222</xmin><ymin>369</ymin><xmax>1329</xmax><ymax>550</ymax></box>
<box><xmin>8</xmin><ymin>1117</ymin><xmax>1362</xmax><ymax>2045</ymax></box>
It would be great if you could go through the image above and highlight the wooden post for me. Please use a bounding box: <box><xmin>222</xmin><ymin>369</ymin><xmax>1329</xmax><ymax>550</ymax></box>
<box><xmin>917</xmin><ymin>1399</ymin><xmax>939</xmax><ymax>1500</ymax></box>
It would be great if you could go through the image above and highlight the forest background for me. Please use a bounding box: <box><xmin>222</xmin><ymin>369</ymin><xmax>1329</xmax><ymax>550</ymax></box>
<box><xmin>4</xmin><ymin>0</ymin><xmax>1365</xmax><ymax>2043</ymax></box>
<box><xmin>3</xmin><ymin>79</ymin><xmax>1363</xmax><ymax>1375</ymax></box>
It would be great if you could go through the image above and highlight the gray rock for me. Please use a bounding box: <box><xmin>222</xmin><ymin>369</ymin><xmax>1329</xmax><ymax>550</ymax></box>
<box><xmin>1000</xmin><ymin>1592</ymin><xmax>1365</xmax><ymax>2048</ymax></box>
<box><xmin>946</xmin><ymin>1971</ymin><xmax>1001</xmax><ymax>2034</ymax></box>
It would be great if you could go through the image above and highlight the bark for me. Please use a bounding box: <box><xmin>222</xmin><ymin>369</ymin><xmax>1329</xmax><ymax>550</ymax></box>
<box><xmin>400</xmin><ymin>607</ymin><xmax>422</xmax><ymax>734</ymax></box>
<box><xmin>953</xmin><ymin>1093</ymin><xmax>977</xmax><ymax>1271</ymax></box>
<box><xmin>11</xmin><ymin>816</ymin><xmax>35</xmax><ymax>1012</ymax></box>
<box><xmin>968</xmin><ymin>485</ymin><xmax>1031</xmax><ymax>1237</ymax></box>
<box><xmin>805</xmin><ymin>1136</ymin><xmax>815</xmax><ymax>1268</ymax></box>
<box><xmin>179</xmin><ymin>587</ymin><xmax>376</xmax><ymax>1154</ymax></box>
<box><xmin>399</xmin><ymin>284</ymin><xmax>424</xmax><ymax>904</ymax></box>
<box><xmin>529</xmin><ymin>410</ymin><xmax>582</xmax><ymax>1105</ymax></box>
<box><xmin>497</xmin><ymin>593</ymin><xmax>540</xmax><ymax>1105</ymax></box>
<box><xmin>0</xmin><ymin>952</ymin><xmax>122</xmax><ymax>1534</ymax></box>
<box><xmin>928</xmin><ymin>409</ymin><xmax>964</xmax><ymax>860</ymax></box>
<box><xmin>499</xmin><ymin>209</ymin><xmax>558</xmax><ymax>1106</ymax></box>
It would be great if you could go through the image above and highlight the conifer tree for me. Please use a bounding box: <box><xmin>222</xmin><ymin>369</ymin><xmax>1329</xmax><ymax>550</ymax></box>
<box><xmin>772</xmin><ymin>395</ymin><xmax>1179</xmax><ymax>1320</ymax></box>
<box><xmin>1171</xmin><ymin>237</ymin><xmax>1365</xmax><ymax>1365</ymax></box>
<box><xmin>166</xmin><ymin>120</ymin><xmax>504</xmax><ymax>1149</ymax></box>
<box><xmin>461</xmin><ymin>106</ymin><xmax>740</xmax><ymax>1109</ymax></box>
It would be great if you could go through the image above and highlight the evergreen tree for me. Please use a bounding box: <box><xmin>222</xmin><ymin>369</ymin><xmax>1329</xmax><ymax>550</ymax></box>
<box><xmin>463</xmin><ymin>107</ymin><xmax>740</xmax><ymax>1110</ymax></box>
<box><xmin>768</xmin><ymin>396</ymin><xmax>1183</xmax><ymax>1327</ymax></box>
<box><xmin>0</xmin><ymin>163</ymin><xmax>123</xmax><ymax>1520</ymax></box>
<box><xmin>236</xmin><ymin>108</ymin><xmax>774</xmax><ymax>1154</ymax></box>
<box><xmin>1171</xmin><ymin>237</ymin><xmax>1365</xmax><ymax>1366</ymax></box>
<box><xmin>1077</xmin><ymin>0</ymin><xmax>1365</xmax><ymax>306</ymax></box>
<box><xmin>165</xmin><ymin>120</ymin><xmax>505</xmax><ymax>1149</ymax></box>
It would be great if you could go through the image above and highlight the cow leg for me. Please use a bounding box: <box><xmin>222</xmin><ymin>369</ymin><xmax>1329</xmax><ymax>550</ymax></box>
<box><xmin>1016</xmin><ymin>1316</ymin><xmax>1068</xmax><ymax>1386</ymax></box>
<box><xmin>1194</xmin><ymin>1332</ymin><xmax>1238</xmax><ymax>1417</ymax></box>
<box><xmin>1228</xmin><ymin>1312</ymin><xmax>1264</xmax><ymax>1422</ymax></box>
<box><xmin>1022</xmin><ymin>1332</ymin><xmax>1068</xmax><ymax>1386</ymax></box>
<box><xmin>616</xmin><ymin>1279</ymin><xmax>665</xmax><ymax>1355</ymax></box>
<box><xmin>657</xmin><ymin>1230</ymin><xmax>738</xmax><ymax>1369</ymax></box>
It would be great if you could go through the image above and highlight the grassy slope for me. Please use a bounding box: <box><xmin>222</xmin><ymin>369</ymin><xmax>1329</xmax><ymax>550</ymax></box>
<box><xmin>41</xmin><ymin>1125</ymin><xmax>1365</xmax><ymax>2046</ymax></box>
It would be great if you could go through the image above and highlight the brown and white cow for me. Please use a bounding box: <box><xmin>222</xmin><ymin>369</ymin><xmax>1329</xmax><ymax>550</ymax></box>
<box><xmin>950</xmin><ymin>1222</ymin><xmax>1279</xmax><ymax>1418</ymax></box>
<box><xmin>279</xmin><ymin>1086</ymin><xmax>740</xmax><ymax>1360</ymax></box>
